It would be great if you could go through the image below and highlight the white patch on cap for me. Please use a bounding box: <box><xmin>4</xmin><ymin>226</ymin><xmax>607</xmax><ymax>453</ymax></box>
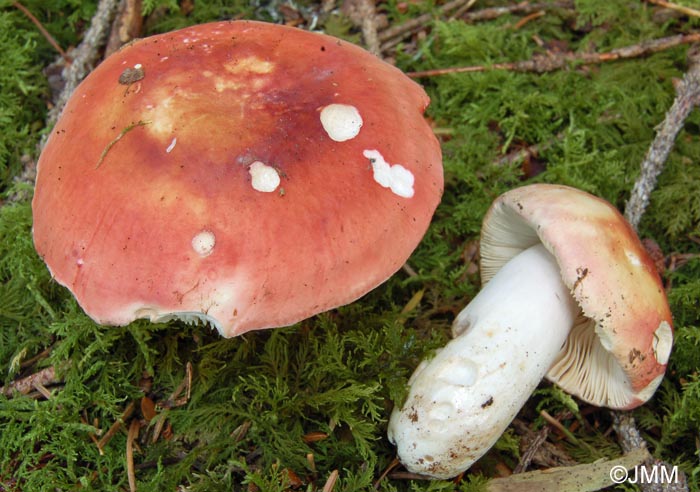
<box><xmin>249</xmin><ymin>161</ymin><xmax>281</xmax><ymax>193</ymax></box>
<box><xmin>363</xmin><ymin>149</ymin><xmax>415</xmax><ymax>198</ymax></box>
<box><xmin>192</xmin><ymin>230</ymin><xmax>216</xmax><ymax>257</ymax></box>
<box><xmin>320</xmin><ymin>104</ymin><xmax>363</xmax><ymax>142</ymax></box>
<box><xmin>626</xmin><ymin>250</ymin><xmax>641</xmax><ymax>267</ymax></box>
<box><xmin>166</xmin><ymin>137</ymin><xmax>177</xmax><ymax>153</ymax></box>
<box><xmin>652</xmin><ymin>320</ymin><xmax>673</xmax><ymax>365</ymax></box>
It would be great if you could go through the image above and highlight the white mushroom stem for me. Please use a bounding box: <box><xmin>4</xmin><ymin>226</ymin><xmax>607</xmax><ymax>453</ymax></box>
<box><xmin>387</xmin><ymin>244</ymin><xmax>579</xmax><ymax>479</ymax></box>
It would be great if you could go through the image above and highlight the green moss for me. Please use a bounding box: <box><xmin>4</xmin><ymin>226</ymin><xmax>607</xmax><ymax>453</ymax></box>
<box><xmin>2</xmin><ymin>0</ymin><xmax>700</xmax><ymax>490</ymax></box>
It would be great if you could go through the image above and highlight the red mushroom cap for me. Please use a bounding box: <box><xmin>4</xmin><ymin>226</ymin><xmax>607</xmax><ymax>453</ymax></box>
<box><xmin>479</xmin><ymin>184</ymin><xmax>673</xmax><ymax>409</ymax></box>
<box><xmin>32</xmin><ymin>21</ymin><xmax>443</xmax><ymax>337</ymax></box>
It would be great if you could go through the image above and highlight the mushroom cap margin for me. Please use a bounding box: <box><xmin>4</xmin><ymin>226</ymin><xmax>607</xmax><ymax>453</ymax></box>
<box><xmin>32</xmin><ymin>20</ymin><xmax>444</xmax><ymax>337</ymax></box>
<box><xmin>477</xmin><ymin>183</ymin><xmax>672</xmax><ymax>409</ymax></box>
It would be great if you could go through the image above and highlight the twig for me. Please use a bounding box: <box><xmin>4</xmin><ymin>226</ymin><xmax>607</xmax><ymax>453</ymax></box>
<box><xmin>1</xmin><ymin>366</ymin><xmax>57</xmax><ymax>397</ymax></box>
<box><xmin>12</xmin><ymin>2</ymin><xmax>71</xmax><ymax>63</ymax></box>
<box><xmin>624</xmin><ymin>45</ymin><xmax>700</xmax><ymax>229</ymax></box>
<box><xmin>448</xmin><ymin>0</ymin><xmax>478</xmax><ymax>21</ymax></box>
<box><xmin>97</xmin><ymin>401</ymin><xmax>136</xmax><ymax>451</ymax></box>
<box><xmin>402</xmin><ymin>262</ymin><xmax>418</xmax><ymax>277</ymax></box>
<box><xmin>511</xmin><ymin>419</ymin><xmax>577</xmax><ymax>471</ymax></box>
<box><xmin>32</xmin><ymin>381</ymin><xmax>52</xmax><ymax>399</ymax></box>
<box><xmin>380</xmin><ymin>0</ymin><xmax>575</xmax><ymax>54</ymax></box>
<box><xmin>539</xmin><ymin>410</ymin><xmax>578</xmax><ymax>444</ymax></box>
<box><xmin>460</xmin><ymin>0</ymin><xmax>574</xmax><ymax>23</ymax></box>
<box><xmin>359</xmin><ymin>0</ymin><xmax>381</xmax><ymax>56</ymax></box>
<box><xmin>156</xmin><ymin>361</ymin><xmax>192</xmax><ymax>409</ymax></box>
<box><xmin>513</xmin><ymin>424</ymin><xmax>549</xmax><ymax>473</ymax></box>
<box><xmin>613</xmin><ymin>43</ymin><xmax>699</xmax><ymax>492</ymax></box>
<box><xmin>407</xmin><ymin>32</ymin><xmax>700</xmax><ymax>78</ymax></box>
<box><xmin>374</xmin><ymin>457</ymin><xmax>400</xmax><ymax>489</ymax></box>
<box><xmin>126</xmin><ymin>419</ymin><xmax>140</xmax><ymax>492</ymax></box>
<box><xmin>379</xmin><ymin>0</ymin><xmax>473</xmax><ymax>52</ymax></box>
<box><xmin>80</xmin><ymin>415</ymin><xmax>104</xmax><ymax>454</ymax></box>
<box><xmin>379</xmin><ymin>0</ymin><xmax>467</xmax><ymax>42</ymax></box>
<box><xmin>513</xmin><ymin>10</ymin><xmax>545</xmax><ymax>30</ymax></box>
<box><xmin>105</xmin><ymin>0</ymin><xmax>143</xmax><ymax>57</ymax></box>
<box><xmin>648</xmin><ymin>0</ymin><xmax>700</xmax><ymax>18</ymax></box>
<box><xmin>388</xmin><ymin>471</ymin><xmax>431</xmax><ymax>480</ymax></box>
<box><xmin>46</xmin><ymin>0</ymin><xmax>121</xmax><ymax>129</ymax></box>
<box><xmin>488</xmin><ymin>447</ymin><xmax>650</xmax><ymax>492</ymax></box>
<box><xmin>19</xmin><ymin>348</ymin><xmax>52</xmax><ymax>369</ymax></box>
<box><xmin>612</xmin><ymin>413</ymin><xmax>688</xmax><ymax>492</ymax></box>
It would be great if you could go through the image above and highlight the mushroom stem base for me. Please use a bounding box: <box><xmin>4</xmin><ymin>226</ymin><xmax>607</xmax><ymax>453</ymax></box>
<box><xmin>387</xmin><ymin>244</ymin><xmax>578</xmax><ymax>479</ymax></box>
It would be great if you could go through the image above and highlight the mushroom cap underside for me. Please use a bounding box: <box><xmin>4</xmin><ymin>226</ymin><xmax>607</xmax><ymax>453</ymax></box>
<box><xmin>477</xmin><ymin>184</ymin><xmax>673</xmax><ymax>409</ymax></box>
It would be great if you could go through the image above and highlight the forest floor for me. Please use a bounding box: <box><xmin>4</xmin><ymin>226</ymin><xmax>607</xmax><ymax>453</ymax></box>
<box><xmin>0</xmin><ymin>0</ymin><xmax>699</xmax><ymax>490</ymax></box>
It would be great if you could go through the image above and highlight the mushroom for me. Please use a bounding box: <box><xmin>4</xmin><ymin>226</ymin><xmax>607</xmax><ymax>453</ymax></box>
<box><xmin>387</xmin><ymin>183</ymin><xmax>673</xmax><ymax>479</ymax></box>
<box><xmin>32</xmin><ymin>21</ymin><xmax>443</xmax><ymax>337</ymax></box>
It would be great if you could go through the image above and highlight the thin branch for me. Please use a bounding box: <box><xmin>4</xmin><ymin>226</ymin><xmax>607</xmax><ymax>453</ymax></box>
<box><xmin>511</xmin><ymin>418</ymin><xmax>577</xmax><ymax>471</ymax></box>
<box><xmin>624</xmin><ymin>45</ymin><xmax>700</xmax><ymax>228</ymax></box>
<box><xmin>374</xmin><ymin>457</ymin><xmax>400</xmax><ymax>489</ymax></box>
<box><xmin>126</xmin><ymin>419</ymin><xmax>140</xmax><ymax>492</ymax></box>
<box><xmin>378</xmin><ymin>0</ymin><xmax>469</xmax><ymax>43</ymax></box>
<box><xmin>105</xmin><ymin>0</ymin><xmax>143</xmax><ymax>57</ymax></box>
<box><xmin>513</xmin><ymin>425</ymin><xmax>549</xmax><ymax>473</ymax></box>
<box><xmin>97</xmin><ymin>401</ymin><xmax>136</xmax><ymax>451</ymax></box>
<box><xmin>612</xmin><ymin>413</ymin><xmax>689</xmax><ymax>492</ymax></box>
<box><xmin>407</xmin><ymin>32</ymin><xmax>700</xmax><ymax>78</ymax></box>
<box><xmin>12</xmin><ymin>2</ymin><xmax>71</xmax><ymax>63</ymax></box>
<box><xmin>460</xmin><ymin>0</ymin><xmax>573</xmax><ymax>23</ymax></box>
<box><xmin>46</xmin><ymin>0</ymin><xmax>121</xmax><ymax>129</ymax></box>
<box><xmin>359</xmin><ymin>0</ymin><xmax>381</xmax><ymax>56</ymax></box>
<box><xmin>539</xmin><ymin>410</ymin><xmax>578</xmax><ymax>444</ymax></box>
<box><xmin>448</xmin><ymin>0</ymin><xmax>478</xmax><ymax>21</ymax></box>
<box><xmin>613</xmin><ymin>44</ymin><xmax>699</xmax><ymax>492</ymax></box>
<box><xmin>648</xmin><ymin>0</ymin><xmax>700</xmax><ymax>18</ymax></box>
<box><xmin>1</xmin><ymin>366</ymin><xmax>57</xmax><ymax>397</ymax></box>
<box><xmin>487</xmin><ymin>447</ymin><xmax>650</xmax><ymax>492</ymax></box>
<box><xmin>513</xmin><ymin>10</ymin><xmax>545</xmax><ymax>29</ymax></box>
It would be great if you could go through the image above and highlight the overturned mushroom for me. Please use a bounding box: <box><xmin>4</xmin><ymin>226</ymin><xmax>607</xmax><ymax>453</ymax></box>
<box><xmin>32</xmin><ymin>21</ymin><xmax>443</xmax><ymax>337</ymax></box>
<box><xmin>388</xmin><ymin>183</ymin><xmax>673</xmax><ymax>479</ymax></box>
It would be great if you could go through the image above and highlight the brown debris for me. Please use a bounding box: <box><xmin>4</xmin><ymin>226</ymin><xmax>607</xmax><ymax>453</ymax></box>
<box><xmin>105</xmin><ymin>0</ymin><xmax>143</xmax><ymax>56</ymax></box>
<box><xmin>612</xmin><ymin>412</ymin><xmax>689</xmax><ymax>492</ymax></box>
<box><xmin>126</xmin><ymin>419</ymin><xmax>141</xmax><ymax>492</ymax></box>
<box><xmin>1</xmin><ymin>366</ymin><xmax>59</xmax><ymax>398</ymax></box>
<box><xmin>511</xmin><ymin>419</ymin><xmax>577</xmax><ymax>472</ymax></box>
<box><xmin>625</xmin><ymin>45</ymin><xmax>700</xmax><ymax>229</ymax></box>
<box><xmin>97</xmin><ymin>400</ymin><xmax>136</xmax><ymax>452</ymax></box>
<box><xmin>342</xmin><ymin>0</ymin><xmax>386</xmax><ymax>56</ymax></box>
<box><xmin>407</xmin><ymin>33</ymin><xmax>700</xmax><ymax>78</ymax></box>
<box><xmin>648</xmin><ymin>0</ymin><xmax>700</xmax><ymax>19</ymax></box>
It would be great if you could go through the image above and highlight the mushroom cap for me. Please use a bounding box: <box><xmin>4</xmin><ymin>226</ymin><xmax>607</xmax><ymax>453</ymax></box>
<box><xmin>478</xmin><ymin>184</ymin><xmax>672</xmax><ymax>409</ymax></box>
<box><xmin>32</xmin><ymin>20</ymin><xmax>443</xmax><ymax>337</ymax></box>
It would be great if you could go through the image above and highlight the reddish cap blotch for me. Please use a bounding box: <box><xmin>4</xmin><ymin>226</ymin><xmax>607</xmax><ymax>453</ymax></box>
<box><xmin>32</xmin><ymin>21</ymin><xmax>443</xmax><ymax>337</ymax></box>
